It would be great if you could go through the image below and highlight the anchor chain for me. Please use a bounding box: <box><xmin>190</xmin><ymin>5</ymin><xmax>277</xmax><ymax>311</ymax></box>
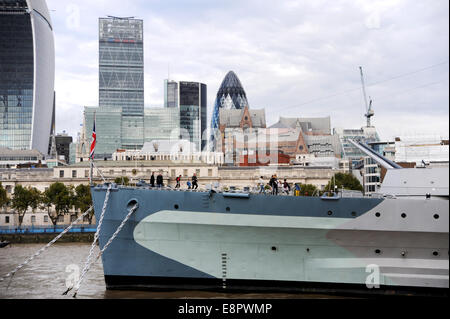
<box><xmin>0</xmin><ymin>206</ymin><xmax>94</xmax><ymax>284</ymax></box>
<box><xmin>71</xmin><ymin>202</ymin><xmax>139</xmax><ymax>298</ymax></box>
<box><xmin>64</xmin><ymin>185</ymin><xmax>112</xmax><ymax>296</ymax></box>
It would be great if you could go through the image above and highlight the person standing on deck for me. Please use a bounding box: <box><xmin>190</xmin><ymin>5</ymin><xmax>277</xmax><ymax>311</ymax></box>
<box><xmin>175</xmin><ymin>175</ymin><xmax>181</xmax><ymax>189</ymax></box>
<box><xmin>156</xmin><ymin>173</ymin><xmax>163</xmax><ymax>188</ymax></box>
<box><xmin>258</xmin><ymin>176</ymin><xmax>265</xmax><ymax>194</ymax></box>
<box><xmin>283</xmin><ymin>179</ymin><xmax>291</xmax><ymax>195</ymax></box>
<box><xmin>150</xmin><ymin>172</ymin><xmax>155</xmax><ymax>188</ymax></box>
<box><xmin>192</xmin><ymin>173</ymin><xmax>199</xmax><ymax>190</ymax></box>
<box><xmin>269</xmin><ymin>175</ymin><xmax>278</xmax><ymax>195</ymax></box>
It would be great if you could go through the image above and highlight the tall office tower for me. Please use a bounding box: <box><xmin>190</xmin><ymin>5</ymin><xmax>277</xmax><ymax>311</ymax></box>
<box><xmin>179</xmin><ymin>82</ymin><xmax>207</xmax><ymax>151</ymax></box>
<box><xmin>163</xmin><ymin>80</ymin><xmax>207</xmax><ymax>151</ymax></box>
<box><xmin>98</xmin><ymin>16</ymin><xmax>144</xmax><ymax>150</ymax></box>
<box><xmin>0</xmin><ymin>0</ymin><xmax>55</xmax><ymax>155</ymax></box>
<box><xmin>99</xmin><ymin>16</ymin><xmax>144</xmax><ymax>115</ymax></box>
<box><xmin>210</xmin><ymin>71</ymin><xmax>249</xmax><ymax>151</ymax></box>
<box><xmin>164</xmin><ymin>80</ymin><xmax>178</xmax><ymax>108</ymax></box>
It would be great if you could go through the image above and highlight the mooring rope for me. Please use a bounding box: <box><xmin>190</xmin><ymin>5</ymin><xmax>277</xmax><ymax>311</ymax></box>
<box><xmin>0</xmin><ymin>206</ymin><xmax>94</xmax><ymax>285</ymax></box>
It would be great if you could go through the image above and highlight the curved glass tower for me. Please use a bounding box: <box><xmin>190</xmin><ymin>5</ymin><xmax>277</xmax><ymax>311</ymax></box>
<box><xmin>210</xmin><ymin>71</ymin><xmax>248</xmax><ymax>150</ymax></box>
<box><xmin>0</xmin><ymin>0</ymin><xmax>55</xmax><ymax>155</ymax></box>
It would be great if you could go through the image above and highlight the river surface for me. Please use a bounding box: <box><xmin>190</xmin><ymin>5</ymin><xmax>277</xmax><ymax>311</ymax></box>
<box><xmin>0</xmin><ymin>243</ymin><xmax>344</xmax><ymax>299</ymax></box>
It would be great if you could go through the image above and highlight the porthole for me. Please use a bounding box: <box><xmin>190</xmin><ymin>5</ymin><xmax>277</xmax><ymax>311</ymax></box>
<box><xmin>351</xmin><ymin>212</ymin><xmax>357</xmax><ymax>217</ymax></box>
<box><xmin>226</xmin><ymin>207</ymin><xmax>231</xmax><ymax>212</ymax></box>
<box><xmin>271</xmin><ymin>246</ymin><xmax>277</xmax><ymax>251</ymax></box>
<box><xmin>327</xmin><ymin>211</ymin><xmax>333</xmax><ymax>216</ymax></box>
<box><xmin>174</xmin><ymin>204</ymin><xmax>179</xmax><ymax>210</ymax></box>
<box><xmin>375</xmin><ymin>249</ymin><xmax>381</xmax><ymax>255</ymax></box>
<box><xmin>306</xmin><ymin>248</ymin><xmax>310</xmax><ymax>253</ymax></box>
<box><xmin>375</xmin><ymin>212</ymin><xmax>381</xmax><ymax>218</ymax></box>
<box><xmin>434</xmin><ymin>214</ymin><xmax>440</xmax><ymax>220</ymax></box>
<box><xmin>401</xmin><ymin>213</ymin><xmax>407</xmax><ymax>218</ymax></box>
<box><xmin>432</xmin><ymin>251</ymin><xmax>439</xmax><ymax>257</ymax></box>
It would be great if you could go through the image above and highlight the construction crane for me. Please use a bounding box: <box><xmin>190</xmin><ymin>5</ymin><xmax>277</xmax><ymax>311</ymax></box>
<box><xmin>359</xmin><ymin>66</ymin><xmax>374</xmax><ymax>127</ymax></box>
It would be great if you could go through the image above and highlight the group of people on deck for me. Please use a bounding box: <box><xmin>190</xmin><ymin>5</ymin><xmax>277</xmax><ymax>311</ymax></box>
<box><xmin>258</xmin><ymin>175</ymin><xmax>300</xmax><ymax>196</ymax></box>
<box><xmin>148</xmin><ymin>172</ymin><xmax>298</xmax><ymax>195</ymax></box>
<box><xmin>150</xmin><ymin>172</ymin><xmax>198</xmax><ymax>190</ymax></box>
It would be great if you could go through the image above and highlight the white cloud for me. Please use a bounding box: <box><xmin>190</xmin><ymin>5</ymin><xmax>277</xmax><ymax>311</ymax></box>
<box><xmin>45</xmin><ymin>0</ymin><xmax>449</xmax><ymax>141</ymax></box>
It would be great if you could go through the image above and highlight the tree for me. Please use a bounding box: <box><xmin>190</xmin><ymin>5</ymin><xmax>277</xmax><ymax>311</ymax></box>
<box><xmin>297</xmin><ymin>184</ymin><xmax>318</xmax><ymax>196</ymax></box>
<box><xmin>0</xmin><ymin>183</ymin><xmax>8</xmax><ymax>210</ymax></box>
<box><xmin>114</xmin><ymin>177</ymin><xmax>129</xmax><ymax>186</ymax></box>
<box><xmin>325</xmin><ymin>173</ymin><xmax>364</xmax><ymax>193</ymax></box>
<box><xmin>74</xmin><ymin>184</ymin><xmax>94</xmax><ymax>224</ymax></box>
<box><xmin>11</xmin><ymin>185</ymin><xmax>41</xmax><ymax>227</ymax></box>
<box><xmin>42</xmin><ymin>182</ymin><xmax>74</xmax><ymax>226</ymax></box>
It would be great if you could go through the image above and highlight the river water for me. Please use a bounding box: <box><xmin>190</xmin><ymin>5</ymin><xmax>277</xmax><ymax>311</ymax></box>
<box><xmin>0</xmin><ymin>243</ymin><xmax>342</xmax><ymax>299</ymax></box>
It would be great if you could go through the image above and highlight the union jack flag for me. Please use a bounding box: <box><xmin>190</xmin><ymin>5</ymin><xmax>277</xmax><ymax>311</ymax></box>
<box><xmin>90</xmin><ymin>119</ymin><xmax>96</xmax><ymax>160</ymax></box>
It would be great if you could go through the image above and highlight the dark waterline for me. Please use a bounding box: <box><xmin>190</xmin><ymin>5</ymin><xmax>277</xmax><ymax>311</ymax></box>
<box><xmin>0</xmin><ymin>243</ymin><xmax>345</xmax><ymax>299</ymax></box>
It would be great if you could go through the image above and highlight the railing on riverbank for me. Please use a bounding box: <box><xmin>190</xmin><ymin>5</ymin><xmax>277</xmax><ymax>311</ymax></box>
<box><xmin>0</xmin><ymin>225</ymin><xmax>97</xmax><ymax>235</ymax></box>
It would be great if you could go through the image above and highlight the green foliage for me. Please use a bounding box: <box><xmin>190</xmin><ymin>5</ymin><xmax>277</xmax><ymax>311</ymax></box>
<box><xmin>11</xmin><ymin>185</ymin><xmax>41</xmax><ymax>226</ymax></box>
<box><xmin>114</xmin><ymin>177</ymin><xmax>129</xmax><ymax>186</ymax></box>
<box><xmin>0</xmin><ymin>183</ymin><xmax>8</xmax><ymax>209</ymax></box>
<box><xmin>297</xmin><ymin>184</ymin><xmax>318</xmax><ymax>196</ymax></box>
<box><xmin>43</xmin><ymin>182</ymin><xmax>74</xmax><ymax>225</ymax></box>
<box><xmin>325</xmin><ymin>173</ymin><xmax>364</xmax><ymax>192</ymax></box>
<box><xmin>74</xmin><ymin>184</ymin><xmax>94</xmax><ymax>224</ymax></box>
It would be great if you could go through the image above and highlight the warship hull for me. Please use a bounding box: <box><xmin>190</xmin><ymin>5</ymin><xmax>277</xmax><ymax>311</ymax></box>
<box><xmin>92</xmin><ymin>186</ymin><xmax>449</xmax><ymax>296</ymax></box>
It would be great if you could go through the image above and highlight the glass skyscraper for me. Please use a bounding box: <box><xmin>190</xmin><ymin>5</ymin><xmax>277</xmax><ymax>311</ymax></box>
<box><xmin>0</xmin><ymin>0</ymin><xmax>55</xmax><ymax>155</ymax></box>
<box><xmin>163</xmin><ymin>81</ymin><xmax>207</xmax><ymax>151</ymax></box>
<box><xmin>84</xmin><ymin>16</ymin><xmax>145</xmax><ymax>157</ymax></box>
<box><xmin>210</xmin><ymin>71</ymin><xmax>249</xmax><ymax>151</ymax></box>
<box><xmin>164</xmin><ymin>80</ymin><xmax>178</xmax><ymax>108</ymax></box>
<box><xmin>99</xmin><ymin>17</ymin><xmax>144</xmax><ymax>116</ymax></box>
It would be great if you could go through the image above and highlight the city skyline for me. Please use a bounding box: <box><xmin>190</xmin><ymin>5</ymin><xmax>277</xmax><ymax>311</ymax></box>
<box><xmin>46</xmin><ymin>0</ymin><xmax>449</xmax><ymax>142</ymax></box>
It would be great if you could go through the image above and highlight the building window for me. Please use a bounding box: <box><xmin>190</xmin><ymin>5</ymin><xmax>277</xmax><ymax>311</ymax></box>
<box><xmin>72</xmin><ymin>170</ymin><xmax>77</xmax><ymax>178</ymax></box>
<box><xmin>183</xmin><ymin>169</ymin><xmax>188</xmax><ymax>177</ymax></box>
<box><xmin>85</xmin><ymin>170</ymin><xmax>89</xmax><ymax>178</ymax></box>
<box><xmin>31</xmin><ymin>215</ymin><xmax>36</xmax><ymax>224</ymax></box>
<box><xmin>60</xmin><ymin>170</ymin><xmax>65</xmax><ymax>178</ymax></box>
<box><xmin>57</xmin><ymin>215</ymin><xmax>65</xmax><ymax>223</ymax></box>
<box><xmin>208</xmin><ymin>169</ymin><xmax>213</xmax><ymax>177</ymax></box>
<box><xmin>171</xmin><ymin>169</ymin><xmax>176</xmax><ymax>177</ymax></box>
<box><xmin>44</xmin><ymin>216</ymin><xmax>48</xmax><ymax>223</ymax></box>
<box><xmin>196</xmin><ymin>169</ymin><xmax>200</xmax><ymax>176</ymax></box>
<box><xmin>5</xmin><ymin>216</ymin><xmax>9</xmax><ymax>224</ymax></box>
<box><xmin>71</xmin><ymin>215</ymin><xmax>77</xmax><ymax>222</ymax></box>
<box><xmin>110</xmin><ymin>170</ymin><xmax>114</xmax><ymax>176</ymax></box>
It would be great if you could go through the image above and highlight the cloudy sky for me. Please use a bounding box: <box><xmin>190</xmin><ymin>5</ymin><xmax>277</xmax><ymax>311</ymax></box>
<box><xmin>46</xmin><ymin>0</ymin><xmax>449</xmax><ymax>141</ymax></box>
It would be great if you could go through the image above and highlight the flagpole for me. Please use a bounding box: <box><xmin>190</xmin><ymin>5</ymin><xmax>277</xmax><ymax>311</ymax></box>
<box><xmin>90</xmin><ymin>112</ymin><xmax>96</xmax><ymax>186</ymax></box>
